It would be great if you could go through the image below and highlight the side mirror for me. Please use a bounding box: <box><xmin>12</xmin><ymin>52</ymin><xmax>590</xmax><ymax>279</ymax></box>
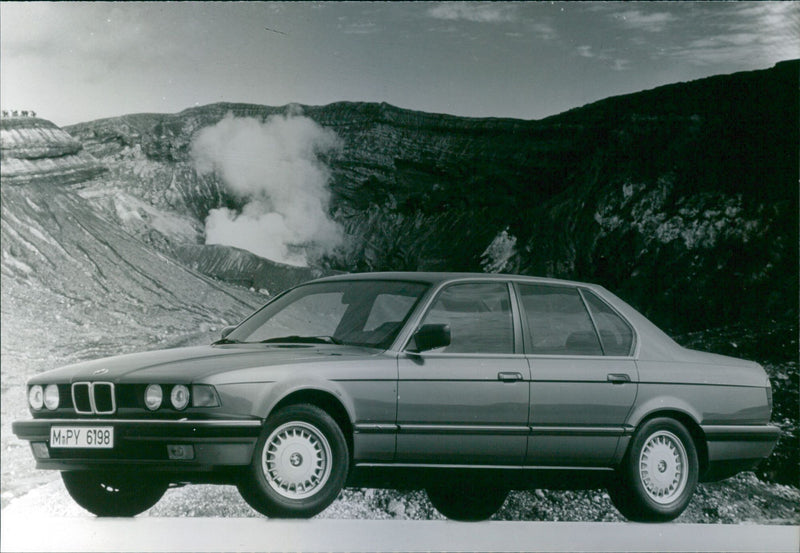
<box><xmin>220</xmin><ymin>325</ymin><xmax>237</xmax><ymax>340</ymax></box>
<box><xmin>410</xmin><ymin>323</ymin><xmax>451</xmax><ymax>353</ymax></box>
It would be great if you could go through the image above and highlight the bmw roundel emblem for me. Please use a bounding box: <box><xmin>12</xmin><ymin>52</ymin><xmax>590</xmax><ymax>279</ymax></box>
<box><xmin>93</xmin><ymin>368</ymin><xmax>109</xmax><ymax>376</ymax></box>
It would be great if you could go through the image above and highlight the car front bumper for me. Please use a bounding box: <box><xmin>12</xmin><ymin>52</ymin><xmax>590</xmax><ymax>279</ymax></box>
<box><xmin>12</xmin><ymin>418</ymin><xmax>262</xmax><ymax>472</ymax></box>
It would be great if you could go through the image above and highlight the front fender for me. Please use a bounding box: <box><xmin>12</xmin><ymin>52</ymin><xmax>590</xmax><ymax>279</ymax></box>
<box><xmin>254</xmin><ymin>377</ymin><xmax>357</xmax><ymax>424</ymax></box>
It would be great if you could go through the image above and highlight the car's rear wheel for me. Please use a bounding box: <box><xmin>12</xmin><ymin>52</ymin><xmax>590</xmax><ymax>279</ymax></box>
<box><xmin>427</xmin><ymin>480</ymin><xmax>508</xmax><ymax>521</ymax></box>
<box><xmin>608</xmin><ymin>417</ymin><xmax>698</xmax><ymax>522</ymax></box>
<box><xmin>61</xmin><ymin>470</ymin><xmax>168</xmax><ymax>517</ymax></box>
<box><xmin>237</xmin><ymin>404</ymin><xmax>349</xmax><ymax>518</ymax></box>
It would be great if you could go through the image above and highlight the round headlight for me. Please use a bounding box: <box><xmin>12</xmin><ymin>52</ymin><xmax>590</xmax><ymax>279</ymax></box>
<box><xmin>44</xmin><ymin>384</ymin><xmax>60</xmax><ymax>410</ymax></box>
<box><xmin>144</xmin><ymin>384</ymin><xmax>163</xmax><ymax>411</ymax></box>
<box><xmin>28</xmin><ymin>385</ymin><xmax>44</xmax><ymax>410</ymax></box>
<box><xmin>170</xmin><ymin>385</ymin><xmax>190</xmax><ymax>410</ymax></box>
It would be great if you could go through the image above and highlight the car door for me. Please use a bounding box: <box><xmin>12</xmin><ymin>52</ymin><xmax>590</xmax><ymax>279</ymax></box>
<box><xmin>396</xmin><ymin>281</ymin><xmax>530</xmax><ymax>465</ymax></box>
<box><xmin>516</xmin><ymin>283</ymin><xmax>638</xmax><ymax>467</ymax></box>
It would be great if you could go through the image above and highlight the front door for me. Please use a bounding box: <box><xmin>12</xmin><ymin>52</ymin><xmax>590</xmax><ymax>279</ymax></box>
<box><xmin>396</xmin><ymin>281</ymin><xmax>530</xmax><ymax>465</ymax></box>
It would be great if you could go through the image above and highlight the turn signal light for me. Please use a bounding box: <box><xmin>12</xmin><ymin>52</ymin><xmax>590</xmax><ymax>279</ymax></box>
<box><xmin>191</xmin><ymin>385</ymin><xmax>220</xmax><ymax>408</ymax></box>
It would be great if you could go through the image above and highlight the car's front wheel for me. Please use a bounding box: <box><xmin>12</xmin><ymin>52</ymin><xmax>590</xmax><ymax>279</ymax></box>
<box><xmin>61</xmin><ymin>470</ymin><xmax>168</xmax><ymax>516</ymax></box>
<box><xmin>608</xmin><ymin>417</ymin><xmax>699</xmax><ymax>522</ymax></box>
<box><xmin>427</xmin><ymin>480</ymin><xmax>509</xmax><ymax>521</ymax></box>
<box><xmin>237</xmin><ymin>404</ymin><xmax>349</xmax><ymax>518</ymax></box>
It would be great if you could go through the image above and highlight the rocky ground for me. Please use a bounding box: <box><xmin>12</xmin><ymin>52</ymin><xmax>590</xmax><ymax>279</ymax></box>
<box><xmin>4</xmin><ymin>470</ymin><xmax>799</xmax><ymax>524</ymax></box>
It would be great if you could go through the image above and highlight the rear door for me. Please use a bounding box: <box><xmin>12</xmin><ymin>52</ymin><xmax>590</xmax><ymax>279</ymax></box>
<box><xmin>396</xmin><ymin>281</ymin><xmax>530</xmax><ymax>465</ymax></box>
<box><xmin>517</xmin><ymin>283</ymin><xmax>638</xmax><ymax>467</ymax></box>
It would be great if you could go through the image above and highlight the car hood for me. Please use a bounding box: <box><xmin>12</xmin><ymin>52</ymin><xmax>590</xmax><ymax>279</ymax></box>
<box><xmin>30</xmin><ymin>343</ymin><xmax>381</xmax><ymax>384</ymax></box>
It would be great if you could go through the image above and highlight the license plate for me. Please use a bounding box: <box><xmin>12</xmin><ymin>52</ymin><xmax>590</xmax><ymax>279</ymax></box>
<box><xmin>50</xmin><ymin>426</ymin><xmax>114</xmax><ymax>449</ymax></box>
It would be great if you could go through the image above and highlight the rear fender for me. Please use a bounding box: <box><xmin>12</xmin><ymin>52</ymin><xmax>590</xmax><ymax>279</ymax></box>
<box><xmin>625</xmin><ymin>395</ymin><xmax>702</xmax><ymax>429</ymax></box>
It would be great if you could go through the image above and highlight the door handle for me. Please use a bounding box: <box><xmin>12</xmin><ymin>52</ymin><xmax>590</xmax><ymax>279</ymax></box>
<box><xmin>497</xmin><ymin>372</ymin><xmax>523</xmax><ymax>382</ymax></box>
<box><xmin>607</xmin><ymin>373</ymin><xmax>631</xmax><ymax>384</ymax></box>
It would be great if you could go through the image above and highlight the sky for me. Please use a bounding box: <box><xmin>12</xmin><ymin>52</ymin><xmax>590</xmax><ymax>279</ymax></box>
<box><xmin>1</xmin><ymin>1</ymin><xmax>798</xmax><ymax>127</ymax></box>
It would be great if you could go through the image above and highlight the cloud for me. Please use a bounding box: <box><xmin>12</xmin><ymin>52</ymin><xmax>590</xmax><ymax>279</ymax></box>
<box><xmin>191</xmin><ymin>112</ymin><xmax>343</xmax><ymax>267</ymax></box>
<box><xmin>616</xmin><ymin>10</ymin><xmax>677</xmax><ymax>33</ymax></box>
<box><xmin>1</xmin><ymin>3</ymin><xmax>185</xmax><ymax>80</ymax></box>
<box><xmin>341</xmin><ymin>21</ymin><xmax>381</xmax><ymax>35</ymax></box>
<box><xmin>528</xmin><ymin>21</ymin><xmax>558</xmax><ymax>41</ymax></box>
<box><xmin>574</xmin><ymin>45</ymin><xmax>629</xmax><ymax>72</ymax></box>
<box><xmin>669</xmin><ymin>2</ymin><xmax>800</xmax><ymax>66</ymax></box>
<box><xmin>611</xmin><ymin>58</ymin><xmax>630</xmax><ymax>72</ymax></box>
<box><xmin>427</xmin><ymin>2</ymin><xmax>518</xmax><ymax>24</ymax></box>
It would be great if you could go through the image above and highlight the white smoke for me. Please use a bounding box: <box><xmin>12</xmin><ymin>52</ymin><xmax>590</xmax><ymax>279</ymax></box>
<box><xmin>191</xmin><ymin>112</ymin><xmax>343</xmax><ymax>267</ymax></box>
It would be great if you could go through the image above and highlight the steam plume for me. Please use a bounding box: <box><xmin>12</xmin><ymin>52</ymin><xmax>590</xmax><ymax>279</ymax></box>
<box><xmin>191</xmin><ymin>111</ymin><xmax>342</xmax><ymax>266</ymax></box>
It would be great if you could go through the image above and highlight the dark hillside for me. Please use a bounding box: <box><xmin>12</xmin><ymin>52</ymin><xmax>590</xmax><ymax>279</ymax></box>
<box><xmin>66</xmin><ymin>62</ymin><xmax>798</xmax><ymax>341</ymax></box>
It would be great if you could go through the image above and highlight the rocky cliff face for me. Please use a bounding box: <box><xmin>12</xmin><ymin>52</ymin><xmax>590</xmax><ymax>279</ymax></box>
<box><xmin>1</xmin><ymin>117</ymin><xmax>107</xmax><ymax>185</ymax></box>
<box><xmin>0</xmin><ymin>117</ymin><xmax>262</xmax><ymax>356</ymax></box>
<box><xmin>65</xmin><ymin>60</ymin><xmax>798</xmax><ymax>339</ymax></box>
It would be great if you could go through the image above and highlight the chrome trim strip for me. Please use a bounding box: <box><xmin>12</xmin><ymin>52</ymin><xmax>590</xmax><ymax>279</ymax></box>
<box><xmin>21</xmin><ymin>418</ymin><xmax>262</xmax><ymax>426</ymax></box>
<box><xmin>394</xmin><ymin>424</ymin><xmax>625</xmax><ymax>437</ymax></box>
<box><xmin>399</xmin><ymin>424</ymin><xmax>530</xmax><ymax>435</ymax></box>
<box><xmin>701</xmin><ymin>424</ymin><xmax>782</xmax><ymax>442</ymax></box>
<box><xmin>528</xmin><ymin>426</ymin><xmax>625</xmax><ymax>437</ymax></box>
<box><xmin>355</xmin><ymin>462</ymin><xmax>613</xmax><ymax>471</ymax></box>
<box><xmin>354</xmin><ymin>423</ymin><xmax>399</xmax><ymax>433</ymax></box>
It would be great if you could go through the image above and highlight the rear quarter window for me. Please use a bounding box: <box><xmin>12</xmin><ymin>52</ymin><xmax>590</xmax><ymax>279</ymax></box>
<box><xmin>581</xmin><ymin>289</ymin><xmax>635</xmax><ymax>356</ymax></box>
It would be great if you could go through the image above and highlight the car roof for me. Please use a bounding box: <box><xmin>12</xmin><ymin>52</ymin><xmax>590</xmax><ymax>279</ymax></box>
<box><xmin>312</xmin><ymin>271</ymin><xmax>594</xmax><ymax>288</ymax></box>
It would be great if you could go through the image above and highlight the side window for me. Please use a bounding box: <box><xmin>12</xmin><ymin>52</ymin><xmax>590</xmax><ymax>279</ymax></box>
<box><xmin>518</xmin><ymin>284</ymin><xmax>602</xmax><ymax>356</ymax></box>
<box><xmin>582</xmin><ymin>290</ymin><xmax>634</xmax><ymax>356</ymax></box>
<box><xmin>418</xmin><ymin>282</ymin><xmax>513</xmax><ymax>354</ymax></box>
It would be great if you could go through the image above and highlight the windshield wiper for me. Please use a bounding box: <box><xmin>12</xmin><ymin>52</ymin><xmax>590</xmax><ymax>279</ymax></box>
<box><xmin>259</xmin><ymin>335</ymin><xmax>341</xmax><ymax>345</ymax></box>
<box><xmin>213</xmin><ymin>338</ymin><xmax>240</xmax><ymax>345</ymax></box>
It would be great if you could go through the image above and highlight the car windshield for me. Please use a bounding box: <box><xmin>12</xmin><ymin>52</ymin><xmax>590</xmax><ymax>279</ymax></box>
<box><xmin>227</xmin><ymin>280</ymin><xmax>430</xmax><ymax>349</ymax></box>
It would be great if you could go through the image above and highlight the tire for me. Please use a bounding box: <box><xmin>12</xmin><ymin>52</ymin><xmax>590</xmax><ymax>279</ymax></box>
<box><xmin>61</xmin><ymin>470</ymin><xmax>168</xmax><ymax>517</ymax></box>
<box><xmin>237</xmin><ymin>404</ymin><xmax>349</xmax><ymax>518</ymax></box>
<box><xmin>608</xmin><ymin>417</ymin><xmax>699</xmax><ymax>522</ymax></box>
<box><xmin>427</xmin><ymin>481</ymin><xmax>508</xmax><ymax>521</ymax></box>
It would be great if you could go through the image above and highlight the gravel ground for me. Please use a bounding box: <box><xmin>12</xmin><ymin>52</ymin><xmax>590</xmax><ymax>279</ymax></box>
<box><xmin>4</xmin><ymin>471</ymin><xmax>798</xmax><ymax>524</ymax></box>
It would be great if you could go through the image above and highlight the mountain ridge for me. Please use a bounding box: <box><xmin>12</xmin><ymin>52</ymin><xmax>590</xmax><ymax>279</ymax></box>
<box><xmin>61</xmin><ymin>60</ymin><xmax>798</xmax><ymax>336</ymax></box>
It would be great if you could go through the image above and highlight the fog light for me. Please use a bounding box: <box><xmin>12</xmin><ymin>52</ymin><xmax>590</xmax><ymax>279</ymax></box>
<box><xmin>28</xmin><ymin>386</ymin><xmax>44</xmax><ymax>411</ymax></box>
<box><xmin>31</xmin><ymin>442</ymin><xmax>50</xmax><ymax>459</ymax></box>
<box><xmin>167</xmin><ymin>444</ymin><xmax>195</xmax><ymax>460</ymax></box>
<box><xmin>44</xmin><ymin>384</ymin><xmax>60</xmax><ymax>410</ymax></box>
